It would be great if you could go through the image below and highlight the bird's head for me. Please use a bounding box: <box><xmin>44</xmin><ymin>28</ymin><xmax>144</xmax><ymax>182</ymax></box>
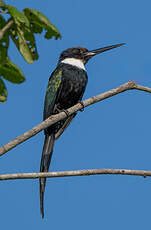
<box><xmin>59</xmin><ymin>43</ymin><xmax>125</xmax><ymax>69</ymax></box>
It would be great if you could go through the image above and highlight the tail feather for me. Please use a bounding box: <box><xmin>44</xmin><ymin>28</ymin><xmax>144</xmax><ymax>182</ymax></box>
<box><xmin>40</xmin><ymin>133</ymin><xmax>55</xmax><ymax>218</ymax></box>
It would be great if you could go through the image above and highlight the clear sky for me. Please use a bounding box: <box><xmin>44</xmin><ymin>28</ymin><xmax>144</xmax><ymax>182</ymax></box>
<box><xmin>1</xmin><ymin>0</ymin><xmax>151</xmax><ymax>229</ymax></box>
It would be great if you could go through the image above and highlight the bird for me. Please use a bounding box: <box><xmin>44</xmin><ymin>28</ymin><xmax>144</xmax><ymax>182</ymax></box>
<box><xmin>40</xmin><ymin>43</ymin><xmax>125</xmax><ymax>218</ymax></box>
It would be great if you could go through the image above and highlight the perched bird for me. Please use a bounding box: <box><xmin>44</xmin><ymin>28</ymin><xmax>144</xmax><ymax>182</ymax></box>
<box><xmin>40</xmin><ymin>43</ymin><xmax>125</xmax><ymax>218</ymax></box>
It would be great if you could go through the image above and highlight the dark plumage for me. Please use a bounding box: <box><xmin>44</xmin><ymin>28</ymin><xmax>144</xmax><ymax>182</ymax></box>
<box><xmin>40</xmin><ymin>43</ymin><xmax>125</xmax><ymax>218</ymax></box>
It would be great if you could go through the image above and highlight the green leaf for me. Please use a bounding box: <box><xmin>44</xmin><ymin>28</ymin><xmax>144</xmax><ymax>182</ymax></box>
<box><xmin>7</xmin><ymin>5</ymin><xmax>29</xmax><ymax>27</ymax></box>
<box><xmin>0</xmin><ymin>0</ymin><xmax>6</xmax><ymax>8</ymax></box>
<box><xmin>0</xmin><ymin>77</ymin><xmax>7</xmax><ymax>102</ymax></box>
<box><xmin>0</xmin><ymin>15</ymin><xmax>9</xmax><ymax>64</ymax></box>
<box><xmin>30</xmin><ymin>23</ymin><xmax>43</xmax><ymax>34</ymax></box>
<box><xmin>6</xmin><ymin>6</ymin><xmax>38</xmax><ymax>63</ymax></box>
<box><xmin>0</xmin><ymin>58</ymin><xmax>25</xmax><ymax>84</ymax></box>
<box><xmin>23</xmin><ymin>8</ymin><xmax>61</xmax><ymax>40</ymax></box>
<box><xmin>9</xmin><ymin>21</ymin><xmax>38</xmax><ymax>63</ymax></box>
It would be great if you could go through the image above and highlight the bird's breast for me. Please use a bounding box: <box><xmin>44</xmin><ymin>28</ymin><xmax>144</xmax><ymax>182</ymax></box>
<box><xmin>58</xmin><ymin>65</ymin><xmax>88</xmax><ymax>109</ymax></box>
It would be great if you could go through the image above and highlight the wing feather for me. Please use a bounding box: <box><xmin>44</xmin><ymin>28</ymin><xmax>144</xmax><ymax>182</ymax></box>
<box><xmin>43</xmin><ymin>69</ymin><xmax>62</xmax><ymax>121</ymax></box>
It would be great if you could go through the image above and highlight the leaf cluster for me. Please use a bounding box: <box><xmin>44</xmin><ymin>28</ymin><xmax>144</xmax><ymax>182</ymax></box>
<box><xmin>0</xmin><ymin>2</ymin><xmax>61</xmax><ymax>102</ymax></box>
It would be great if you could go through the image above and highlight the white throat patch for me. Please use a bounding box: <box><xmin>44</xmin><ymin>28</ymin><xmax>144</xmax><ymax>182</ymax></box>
<box><xmin>61</xmin><ymin>58</ymin><xmax>85</xmax><ymax>70</ymax></box>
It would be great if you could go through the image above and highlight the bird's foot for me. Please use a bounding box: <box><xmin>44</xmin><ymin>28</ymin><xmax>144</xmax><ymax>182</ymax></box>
<box><xmin>56</xmin><ymin>107</ymin><xmax>70</xmax><ymax>117</ymax></box>
<box><xmin>78</xmin><ymin>101</ymin><xmax>85</xmax><ymax>112</ymax></box>
<box><xmin>62</xmin><ymin>109</ymin><xmax>70</xmax><ymax>117</ymax></box>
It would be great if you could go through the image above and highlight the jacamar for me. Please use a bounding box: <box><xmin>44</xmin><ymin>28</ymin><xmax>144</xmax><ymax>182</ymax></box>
<box><xmin>40</xmin><ymin>43</ymin><xmax>125</xmax><ymax>218</ymax></box>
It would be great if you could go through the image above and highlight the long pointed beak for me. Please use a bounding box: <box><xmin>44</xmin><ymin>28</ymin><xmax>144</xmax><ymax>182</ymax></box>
<box><xmin>84</xmin><ymin>43</ymin><xmax>125</xmax><ymax>61</ymax></box>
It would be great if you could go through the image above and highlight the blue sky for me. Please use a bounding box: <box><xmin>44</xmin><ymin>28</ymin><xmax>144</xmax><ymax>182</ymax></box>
<box><xmin>1</xmin><ymin>0</ymin><xmax>151</xmax><ymax>229</ymax></box>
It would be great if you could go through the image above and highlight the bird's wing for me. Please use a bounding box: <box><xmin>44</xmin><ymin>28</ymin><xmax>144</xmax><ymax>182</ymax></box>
<box><xmin>44</xmin><ymin>67</ymin><xmax>77</xmax><ymax>139</ymax></box>
<box><xmin>43</xmin><ymin>69</ymin><xmax>62</xmax><ymax>121</ymax></box>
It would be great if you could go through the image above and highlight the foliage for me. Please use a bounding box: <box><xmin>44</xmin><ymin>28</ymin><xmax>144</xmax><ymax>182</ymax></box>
<box><xmin>0</xmin><ymin>1</ymin><xmax>61</xmax><ymax>102</ymax></box>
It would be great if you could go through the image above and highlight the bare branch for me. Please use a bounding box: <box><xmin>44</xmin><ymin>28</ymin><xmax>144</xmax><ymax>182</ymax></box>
<box><xmin>0</xmin><ymin>19</ymin><xmax>13</xmax><ymax>40</ymax></box>
<box><xmin>0</xmin><ymin>10</ymin><xmax>8</xmax><ymax>14</ymax></box>
<box><xmin>133</xmin><ymin>83</ymin><xmax>151</xmax><ymax>93</ymax></box>
<box><xmin>0</xmin><ymin>168</ymin><xmax>150</xmax><ymax>181</ymax></box>
<box><xmin>0</xmin><ymin>81</ymin><xmax>151</xmax><ymax>157</ymax></box>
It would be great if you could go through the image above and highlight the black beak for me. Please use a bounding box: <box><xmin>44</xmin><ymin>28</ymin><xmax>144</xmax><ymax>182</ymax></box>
<box><xmin>84</xmin><ymin>43</ymin><xmax>125</xmax><ymax>62</ymax></box>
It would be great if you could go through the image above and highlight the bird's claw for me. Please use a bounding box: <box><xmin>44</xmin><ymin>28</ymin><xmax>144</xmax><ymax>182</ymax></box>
<box><xmin>56</xmin><ymin>107</ymin><xmax>70</xmax><ymax>117</ymax></box>
<box><xmin>62</xmin><ymin>109</ymin><xmax>70</xmax><ymax>117</ymax></box>
<box><xmin>78</xmin><ymin>101</ymin><xmax>84</xmax><ymax>112</ymax></box>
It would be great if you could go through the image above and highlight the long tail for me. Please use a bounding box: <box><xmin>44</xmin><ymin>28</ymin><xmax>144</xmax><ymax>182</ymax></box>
<box><xmin>40</xmin><ymin>133</ymin><xmax>55</xmax><ymax>218</ymax></box>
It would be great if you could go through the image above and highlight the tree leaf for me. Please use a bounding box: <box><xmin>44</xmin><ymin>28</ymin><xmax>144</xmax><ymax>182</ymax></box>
<box><xmin>0</xmin><ymin>77</ymin><xmax>7</xmax><ymax>102</ymax></box>
<box><xmin>23</xmin><ymin>8</ymin><xmax>61</xmax><ymax>40</ymax></box>
<box><xmin>0</xmin><ymin>58</ymin><xmax>25</xmax><ymax>84</ymax></box>
<box><xmin>30</xmin><ymin>23</ymin><xmax>43</xmax><ymax>34</ymax></box>
<box><xmin>0</xmin><ymin>0</ymin><xmax>6</xmax><ymax>8</ymax></box>
<box><xmin>7</xmin><ymin>5</ymin><xmax>29</xmax><ymax>27</ymax></box>
<box><xmin>9</xmin><ymin>21</ymin><xmax>38</xmax><ymax>63</ymax></box>
<box><xmin>0</xmin><ymin>15</ymin><xmax>9</xmax><ymax>64</ymax></box>
<box><xmin>6</xmin><ymin>6</ymin><xmax>38</xmax><ymax>63</ymax></box>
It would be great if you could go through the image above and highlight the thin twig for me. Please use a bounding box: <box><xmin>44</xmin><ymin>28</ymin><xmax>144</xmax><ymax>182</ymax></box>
<box><xmin>0</xmin><ymin>81</ymin><xmax>151</xmax><ymax>157</ymax></box>
<box><xmin>0</xmin><ymin>19</ymin><xmax>13</xmax><ymax>40</ymax></box>
<box><xmin>133</xmin><ymin>84</ymin><xmax>151</xmax><ymax>93</ymax></box>
<box><xmin>0</xmin><ymin>168</ymin><xmax>150</xmax><ymax>181</ymax></box>
<box><xmin>0</xmin><ymin>10</ymin><xmax>8</xmax><ymax>14</ymax></box>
